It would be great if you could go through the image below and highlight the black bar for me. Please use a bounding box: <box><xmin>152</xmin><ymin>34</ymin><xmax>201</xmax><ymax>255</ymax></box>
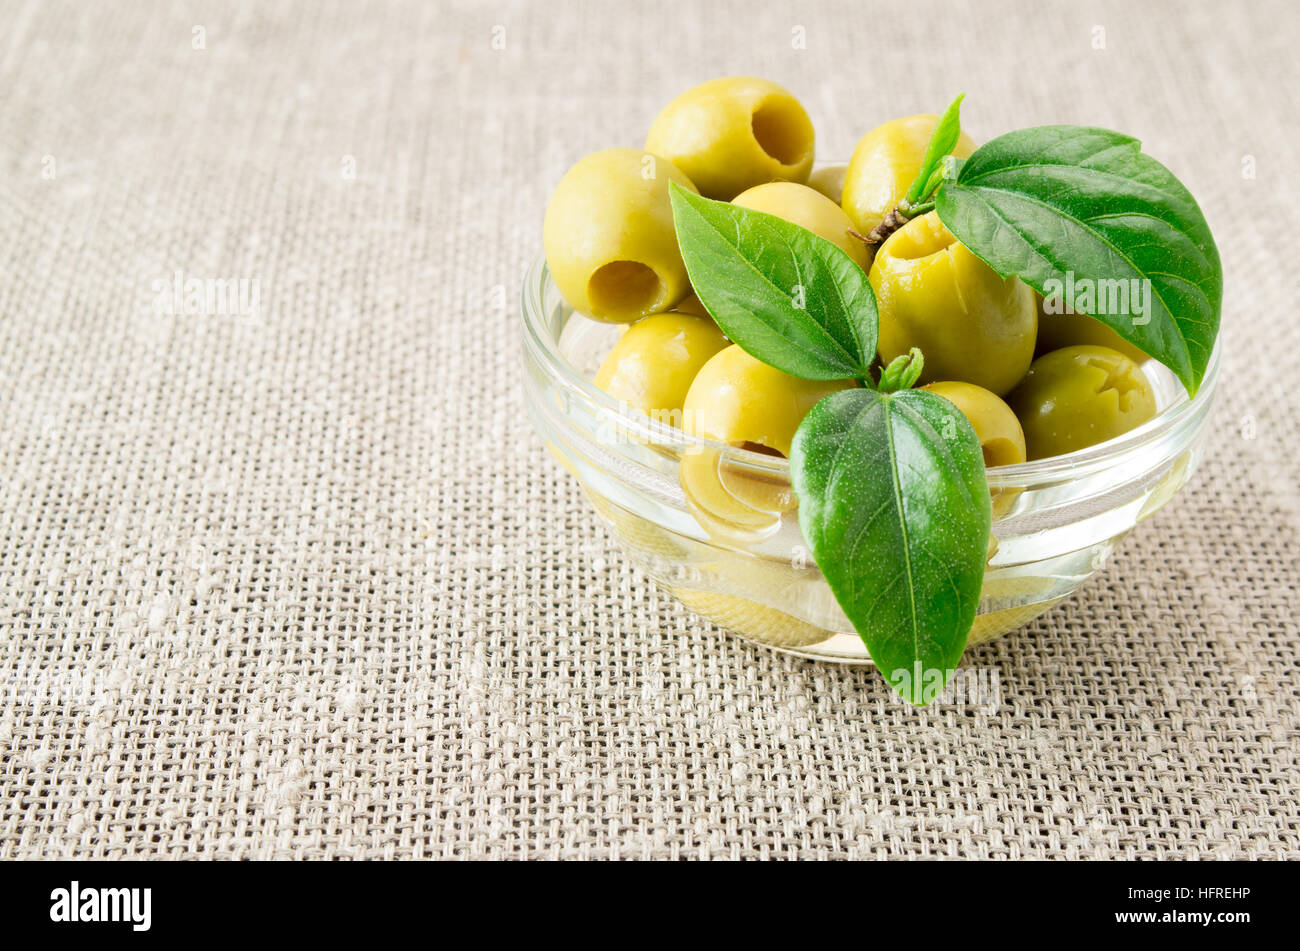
<box><xmin>0</xmin><ymin>860</ymin><xmax>1276</xmax><ymax>939</ymax></box>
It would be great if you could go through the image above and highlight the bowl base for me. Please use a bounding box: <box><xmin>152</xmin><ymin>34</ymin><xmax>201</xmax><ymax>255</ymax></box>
<box><xmin>668</xmin><ymin>582</ymin><xmax>1061</xmax><ymax>664</ymax></box>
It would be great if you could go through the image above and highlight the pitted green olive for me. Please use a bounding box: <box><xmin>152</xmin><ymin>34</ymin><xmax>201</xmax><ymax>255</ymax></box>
<box><xmin>543</xmin><ymin>148</ymin><xmax>697</xmax><ymax>323</ymax></box>
<box><xmin>683</xmin><ymin>345</ymin><xmax>853</xmax><ymax>457</ymax></box>
<box><xmin>1008</xmin><ymin>345</ymin><xmax>1158</xmax><ymax>460</ymax></box>
<box><xmin>841</xmin><ymin>114</ymin><xmax>978</xmax><ymax>237</ymax></box>
<box><xmin>732</xmin><ymin>181</ymin><xmax>868</xmax><ymax>269</ymax></box>
<box><xmin>594</xmin><ymin>313</ymin><xmax>729</xmax><ymax>417</ymax></box>
<box><xmin>921</xmin><ymin>380</ymin><xmax>1027</xmax><ymax>517</ymax></box>
<box><xmin>920</xmin><ymin>381</ymin><xmax>1026</xmax><ymax>468</ymax></box>
<box><xmin>870</xmin><ymin>212</ymin><xmax>1036</xmax><ymax>396</ymax></box>
<box><xmin>680</xmin><ymin>345</ymin><xmax>854</xmax><ymax>538</ymax></box>
<box><xmin>645</xmin><ymin>77</ymin><xmax>815</xmax><ymax>200</ymax></box>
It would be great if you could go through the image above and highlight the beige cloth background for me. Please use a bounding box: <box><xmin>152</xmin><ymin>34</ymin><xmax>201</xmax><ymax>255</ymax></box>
<box><xmin>1</xmin><ymin>0</ymin><xmax>1297</xmax><ymax>859</ymax></box>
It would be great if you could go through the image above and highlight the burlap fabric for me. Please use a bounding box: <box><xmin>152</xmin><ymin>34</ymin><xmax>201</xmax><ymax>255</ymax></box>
<box><xmin>1</xmin><ymin>0</ymin><xmax>1296</xmax><ymax>859</ymax></box>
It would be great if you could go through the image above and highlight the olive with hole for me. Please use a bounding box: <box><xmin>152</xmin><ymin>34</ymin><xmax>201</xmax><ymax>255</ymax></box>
<box><xmin>870</xmin><ymin>212</ymin><xmax>1037</xmax><ymax>396</ymax></box>
<box><xmin>680</xmin><ymin>345</ymin><xmax>854</xmax><ymax>537</ymax></box>
<box><xmin>921</xmin><ymin>380</ymin><xmax>1026</xmax><ymax>517</ymax></box>
<box><xmin>645</xmin><ymin>76</ymin><xmax>815</xmax><ymax>200</ymax></box>
<box><xmin>543</xmin><ymin>148</ymin><xmax>698</xmax><ymax>323</ymax></box>
<box><xmin>920</xmin><ymin>381</ymin><xmax>1026</xmax><ymax>469</ymax></box>
<box><xmin>594</xmin><ymin>313</ymin><xmax>729</xmax><ymax>418</ymax></box>
<box><xmin>732</xmin><ymin>181</ymin><xmax>869</xmax><ymax>269</ymax></box>
<box><xmin>684</xmin><ymin>345</ymin><xmax>854</xmax><ymax>458</ymax></box>
<box><xmin>841</xmin><ymin>114</ymin><xmax>978</xmax><ymax>237</ymax></box>
<box><xmin>1008</xmin><ymin>345</ymin><xmax>1158</xmax><ymax>460</ymax></box>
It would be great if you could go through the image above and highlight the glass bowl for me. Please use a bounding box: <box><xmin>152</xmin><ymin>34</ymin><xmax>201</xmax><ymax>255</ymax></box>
<box><xmin>521</xmin><ymin>254</ymin><xmax>1220</xmax><ymax>663</ymax></box>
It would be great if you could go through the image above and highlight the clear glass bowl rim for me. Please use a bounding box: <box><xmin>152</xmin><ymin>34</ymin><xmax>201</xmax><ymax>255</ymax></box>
<box><xmin>521</xmin><ymin>253</ymin><xmax>1222</xmax><ymax>489</ymax></box>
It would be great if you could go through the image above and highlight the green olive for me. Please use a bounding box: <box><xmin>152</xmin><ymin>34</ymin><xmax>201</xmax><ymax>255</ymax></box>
<box><xmin>841</xmin><ymin>114</ymin><xmax>978</xmax><ymax>236</ymax></box>
<box><xmin>645</xmin><ymin>77</ymin><xmax>815</xmax><ymax>200</ymax></box>
<box><xmin>681</xmin><ymin>345</ymin><xmax>853</xmax><ymax>536</ymax></box>
<box><xmin>594</xmin><ymin>313</ymin><xmax>729</xmax><ymax>418</ymax></box>
<box><xmin>920</xmin><ymin>381</ymin><xmax>1026</xmax><ymax>468</ymax></box>
<box><xmin>870</xmin><ymin>212</ymin><xmax>1036</xmax><ymax>396</ymax></box>
<box><xmin>684</xmin><ymin>345</ymin><xmax>852</xmax><ymax>457</ymax></box>
<box><xmin>1034</xmin><ymin>294</ymin><xmax>1150</xmax><ymax>364</ymax></box>
<box><xmin>543</xmin><ymin>148</ymin><xmax>697</xmax><ymax>323</ymax></box>
<box><xmin>921</xmin><ymin>380</ymin><xmax>1026</xmax><ymax>517</ymax></box>
<box><xmin>1008</xmin><ymin>345</ymin><xmax>1158</xmax><ymax>460</ymax></box>
<box><xmin>806</xmin><ymin>164</ymin><xmax>848</xmax><ymax>205</ymax></box>
<box><xmin>732</xmin><ymin>181</ymin><xmax>868</xmax><ymax>269</ymax></box>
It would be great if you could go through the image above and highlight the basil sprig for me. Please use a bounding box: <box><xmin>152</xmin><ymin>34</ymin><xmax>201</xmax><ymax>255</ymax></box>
<box><xmin>934</xmin><ymin>126</ymin><xmax>1222</xmax><ymax>396</ymax></box>
<box><xmin>865</xmin><ymin>93</ymin><xmax>966</xmax><ymax>244</ymax></box>
<box><xmin>669</xmin><ymin>183</ymin><xmax>876</xmax><ymax>381</ymax></box>
<box><xmin>792</xmin><ymin>379</ymin><xmax>991</xmax><ymax>705</ymax></box>
<box><xmin>900</xmin><ymin>93</ymin><xmax>965</xmax><ymax>214</ymax></box>
<box><xmin>668</xmin><ymin>102</ymin><xmax>1222</xmax><ymax>703</ymax></box>
<box><xmin>671</xmin><ymin>187</ymin><xmax>988</xmax><ymax>703</ymax></box>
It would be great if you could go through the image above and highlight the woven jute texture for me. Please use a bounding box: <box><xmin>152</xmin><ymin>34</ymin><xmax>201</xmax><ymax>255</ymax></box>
<box><xmin>2</xmin><ymin>0</ymin><xmax>1297</xmax><ymax>860</ymax></box>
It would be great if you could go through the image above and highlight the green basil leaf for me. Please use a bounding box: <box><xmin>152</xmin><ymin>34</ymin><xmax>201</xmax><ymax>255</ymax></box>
<box><xmin>670</xmin><ymin>183</ymin><xmax>876</xmax><ymax>381</ymax></box>
<box><xmin>903</xmin><ymin>93</ymin><xmax>964</xmax><ymax>207</ymax></box>
<box><xmin>791</xmin><ymin>387</ymin><xmax>991</xmax><ymax>705</ymax></box>
<box><xmin>935</xmin><ymin>125</ymin><xmax>1222</xmax><ymax>396</ymax></box>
